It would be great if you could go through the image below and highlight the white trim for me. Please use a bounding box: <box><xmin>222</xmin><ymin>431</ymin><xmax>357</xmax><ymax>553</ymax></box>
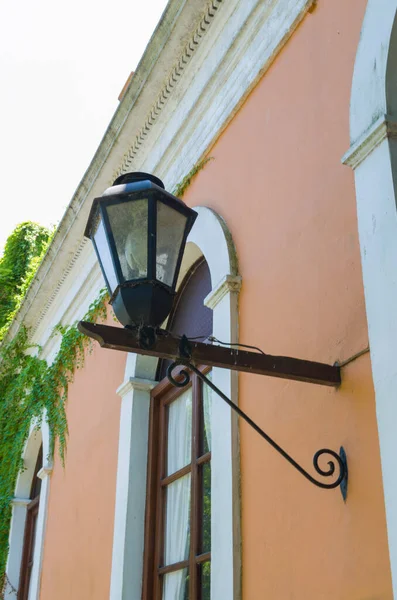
<box><xmin>11</xmin><ymin>499</ymin><xmax>30</xmax><ymax>508</ymax></box>
<box><xmin>110</xmin><ymin>365</ymin><xmax>156</xmax><ymax>600</ymax></box>
<box><xmin>109</xmin><ymin>206</ymin><xmax>241</xmax><ymax>599</ymax></box>
<box><xmin>117</xmin><ymin>0</ymin><xmax>316</xmax><ymax>191</ymax></box>
<box><xmin>346</xmin><ymin>2</ymin><xmax>397</xmax><ymax>595</ymax></box>
<box><xmin>111</xmin><ymin>371</ymin><xmax>157</xmax><ymax>600</ymax></box>
<box><xmin>342</xmin><ymin>115</ymin><xmax>397</xmax><ymax>169</ymax></box>
<box><xmin>205</xmin><ymin>275</ymin><xmax>242</xmax><ymax>310</ymax></box>
<box><xmin>37</xmin><ymin>465</ymin><xmax>53</xmax><ymax>481</ymax></box>
<box><xmin>116</xmin><ymin>377</ymin><xmax>156</xmax><ymax>397</ymax></box>
<box><xmin>5</xmin><ymin>419</ymin><xmax>52</xmax><ymax>600</ymax></box>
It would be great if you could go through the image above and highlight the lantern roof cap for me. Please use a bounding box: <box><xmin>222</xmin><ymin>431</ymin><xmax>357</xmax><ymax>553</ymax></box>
<box><xmin>84</xmin><ymin>171</ymin><xmax>197</xmax><ymax>241</ymax></box>
<box><xmin>113</xmin><ymin>172</ymin><xmax>164</xmax><ymax>188</ymax></box>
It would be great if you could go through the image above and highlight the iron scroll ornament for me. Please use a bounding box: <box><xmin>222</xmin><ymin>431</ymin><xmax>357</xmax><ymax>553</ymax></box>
<box><xmin>167</xmin><ymin>360</ymin><xmax>348</xmax><ymax>496</ymax></box>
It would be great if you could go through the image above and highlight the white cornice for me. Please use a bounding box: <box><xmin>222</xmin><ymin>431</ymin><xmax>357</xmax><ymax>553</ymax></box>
<box><xmin>342</xmin><ymin>115</ymin><xmax>397</xmax><ymax>169</ymax></box>
<box><xmin>115</xmin><ymin>0</ymin><xmax>225</xmax><ymax>179</ymax></box>
<box><xmin>117</xmin><ymin>0</ymin><xmax>317</xmax><ymax>190</ymax></box>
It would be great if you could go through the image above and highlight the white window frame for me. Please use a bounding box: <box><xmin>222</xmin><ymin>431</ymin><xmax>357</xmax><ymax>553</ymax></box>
<box><xmin>5</xmin><ymin>418</ymin><xmax>52</xmax><ymax>600</ymax></box>
<box><xmin>110</xmin><ymin>206</ymin><xmax>242</xmax><ymax>600</ymax></box>
<box><xmin>342</xmin><ymin>1</ymin><xmax>397</xmax><ymax>595</ymax></box>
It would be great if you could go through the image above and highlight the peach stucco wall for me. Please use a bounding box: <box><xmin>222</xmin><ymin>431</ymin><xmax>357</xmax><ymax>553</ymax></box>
<box><xmin>182</xmin><ymin>0</ymin><xmax>393</xmax><ymax>598</ymax></box>
<box><xmin>37</xmin><ymin>0</ymin><xmax>393</xmax><ymax>598</ymax></box>
<box><xmin>39</xmin><ymin>328</ymin><xmax>125</xmax><ymax>600</ymax></box>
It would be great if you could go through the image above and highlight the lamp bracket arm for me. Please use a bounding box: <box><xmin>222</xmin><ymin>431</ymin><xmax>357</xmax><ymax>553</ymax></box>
<box><xmin>77</xmin><ymin>322</ymin><xmax>341</xmax><ymax>387</ymax></box>
<box><xmin>167</xmin><ymin>359</ymin><xmax>348</xmax><ymax>498</ymax></box>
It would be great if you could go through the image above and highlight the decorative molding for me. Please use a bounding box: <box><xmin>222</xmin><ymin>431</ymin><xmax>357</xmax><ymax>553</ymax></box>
<box><xmin>30</xmin><ymin>240</ymin><xmax>89</xmax><ymax>335</ymax></box>
<box><xmin>342</xmin><ymin>115</ymin><xmax>397</xmax><ymax>169</ymax></box>
<box><xmin>205</xmin><ymin>275</ymin><xmax>242</xmax><ymax>310</ymax></box>
<box><xmin>115</xmin><ymin>0</ymin><xmax>225</xmax><ymax>179</ymax></box>
<box><xmin>37</xmin><ymin>465</ymin><xmax>53</xmax><ymax>480</ymax></box>
<box><xmin>36</xmin><ymin>257</ymin><xmax>103</xmax><ymax>362</ymax></box>
<box><xmin>116</xmin><ymin>377</ymin><xmax>156</xmax><ymax>398</ymax></box>
<box><xmin>11</xmin><ymin>498</ymin><xmax>30</xmax><ymax>507</ymax></box>
<box><xmin>126</xmin><ymin>0</ymin><xmax>316</xmax><ymax>191</ymax></box>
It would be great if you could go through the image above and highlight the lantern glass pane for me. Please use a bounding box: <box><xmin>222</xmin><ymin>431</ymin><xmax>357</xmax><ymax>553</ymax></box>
<box><xmin>106</xmin><ymin>199</ymin><xmax>148</xmax><ymax>282</ymax></box>
<box><xmin>93</xmin><ymin>215</ymin><xmax>118</xmax><ymax>293</ymax></box>
<box><xmin>156</xmin><ymin>203</ymin><xmax>187</xmax><ymax>287</ymax></box>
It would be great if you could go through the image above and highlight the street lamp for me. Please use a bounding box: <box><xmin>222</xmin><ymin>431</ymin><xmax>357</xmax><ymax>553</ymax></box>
<box><xmin>84</xmin><ymin>172</ymin><xmax>197</xmax><ymax>328</ymax></box>
<box><xmin>80</xmin><ymin>172</ymin><xmax>348</xmax><ymax>498</ymax></box>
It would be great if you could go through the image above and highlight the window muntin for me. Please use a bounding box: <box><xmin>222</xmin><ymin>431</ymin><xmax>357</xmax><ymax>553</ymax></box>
<box><xmin>144</xmin><ymin>369</ymin><xmax>212</xmax><ymax>599</ymax></box>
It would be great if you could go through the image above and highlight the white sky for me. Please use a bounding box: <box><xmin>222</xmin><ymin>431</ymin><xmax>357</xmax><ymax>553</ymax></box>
<box><xmin>0</xmin><ymin>0</ymin><xmax>169</xmax><ymax>254</ymax></box>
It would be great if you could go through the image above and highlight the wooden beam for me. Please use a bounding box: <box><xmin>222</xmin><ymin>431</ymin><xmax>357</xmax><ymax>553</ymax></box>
<box><xmin>78</xmin><ymin>322</ymin><xmax>341</xmax><ymax>387</ymax></box>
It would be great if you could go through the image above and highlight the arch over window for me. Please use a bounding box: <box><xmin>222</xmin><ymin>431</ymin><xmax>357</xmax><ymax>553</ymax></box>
<box><xmin>110</xmin><ymin>206</ymin><xmax>242</xmax><ymax>600</ymax></box>
<box><xmin>5</xmin><ymin>421</ymin><xmax>52</xmax><ymax>600</ymax></box>
<box><xmin>18</xmin><ymin>446</ymin><xmax>43</xmax><ymax>600</ymax></box>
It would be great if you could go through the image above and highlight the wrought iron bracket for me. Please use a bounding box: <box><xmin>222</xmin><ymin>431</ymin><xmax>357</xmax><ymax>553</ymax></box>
<box><xmin>167</xmin><ymin>358</ymin><xmax>348</xmax><ymax>498</ymax></box>
<box><xmin>78</xmin><ymin>321</ymin><xmax>347</xmax><ymax>498</ymax></box>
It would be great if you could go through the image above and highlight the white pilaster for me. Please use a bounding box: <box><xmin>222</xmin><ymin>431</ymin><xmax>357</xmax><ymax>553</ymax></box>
<box><xmin>109</xmin><ymin>373</ymin><xmax>155</xmax><ymax>600</ymax></box>
<box><xmin>345</xmin><ymin>1</ymin><xmax>397</xmax><ymax>592</ymax></box>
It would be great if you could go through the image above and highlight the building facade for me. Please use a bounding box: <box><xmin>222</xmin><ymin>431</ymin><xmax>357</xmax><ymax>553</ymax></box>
<box><xmin>4</xmin><ymin>0</ymin><xmax>397</xmax><ymax>598</ymax></box>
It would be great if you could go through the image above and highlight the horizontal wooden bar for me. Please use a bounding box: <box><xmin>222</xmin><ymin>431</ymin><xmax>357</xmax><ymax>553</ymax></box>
<box><xmin>78</xmin><ymin>322</ymin><xmax>341</xmax><ymax>387</ymax></box>
<box><xmin>161</xmin><ymin>464</ymin><xmax>191</xmax><ymax>487</ymax></box>
<box><xmin>197</xmin><ymin>452</ymin><xmax>211</xmax><ymax>466</ymax></box>
<box><xmin>158</xmin><ymin>559</ymin><xmax>189</xmax><ymax>576</ymax></box>
<box><xmin>196</xmin><ymin>552</ymin><xmax>211</xmax><ymax>565</ymax></box>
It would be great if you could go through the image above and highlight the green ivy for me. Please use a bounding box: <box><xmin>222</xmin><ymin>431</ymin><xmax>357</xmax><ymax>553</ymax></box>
<box><xmin>0</xmin><ymin>291</ymin><xmax>108</xmax><ymax>594</ymax></box>
<box><xmin>0</xmin><ymin>223</ymin><xmax>108</xmax><ymax>595</ymax></box>
<box><xmin>0</xmin><ymin>222</ymin><xmax>53</xmax><ymax>342</ymax></box>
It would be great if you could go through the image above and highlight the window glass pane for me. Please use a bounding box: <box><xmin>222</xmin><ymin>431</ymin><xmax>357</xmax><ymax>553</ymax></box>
<box><xmin>200</xmin><ymin>462</ymin><xmax>211</xmax><ymax>554</ymax></box>
<box><xmin>167</xmin><ymin>388</ymin><xmax>192</xmax><ymax>475</ymax></box>
<box><xmin>163</xmin><ymin>569</ymin><xmax>189</xmax><ymax>600</ymax></box>
<box><xmin>200</xmin><ymin>562</ymin><xmax>211</xmax><ymax>600</ymax></box>
<box><xmin>93</xmin><ymin>217</ymin><xmax>118</xmax><ymax>292</ymax></box>
<box><xmin>202</xmin><ymin>374</ymin><xmax>212</xmax><ymax>455</ymax></box>
<box><xmin>156</xmin><ymin>202</ymin><xmax>187</xmax><ymax>287</ymax></box>
<box><xmin>165</xmin><ymin>474</ymin><xmax>191</xmax><ymax>565</ymax></box>
<box><xmin>106</xmin><ymin>199</ymin><xmax>148</xmax><ymax>282</ymax></box>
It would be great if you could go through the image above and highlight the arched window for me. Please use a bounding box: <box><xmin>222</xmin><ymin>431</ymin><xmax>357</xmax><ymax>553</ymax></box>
<box><xmin>144</xmin><ymin>259</ymin><xmax>213</xmax><ymax>599</ymax></box>
<box><xmin>110</xmin><ymin>206</ymin><xmax>241</xmax><ymax>600</ymax></box>
<box><xmin>18</xmin><ymin>445</ymin><xmax>43</xmax><ymax>600</ymax></box>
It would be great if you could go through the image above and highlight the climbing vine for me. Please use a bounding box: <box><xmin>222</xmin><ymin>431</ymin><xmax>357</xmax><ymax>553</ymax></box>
<box><xmin>0</xmin><ymin>290</ymin><xmax>108</xmax><ymax>595</ymax></box>
<box><xmin>0</xmin><ymin>222</ymin><xmax>108</xmax><ymax>594</ymax></box>
<box><xmin>0</xmin><ymin>222</ymin><xmax>53</xmax><ymax>342</ymax></box>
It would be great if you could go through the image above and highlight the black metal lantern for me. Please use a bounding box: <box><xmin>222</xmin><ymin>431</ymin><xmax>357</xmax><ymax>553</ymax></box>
<box><xmin>84</xmin><ymin>172</ymin><xmax>198</xmax><ymax>328</ymax></box>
